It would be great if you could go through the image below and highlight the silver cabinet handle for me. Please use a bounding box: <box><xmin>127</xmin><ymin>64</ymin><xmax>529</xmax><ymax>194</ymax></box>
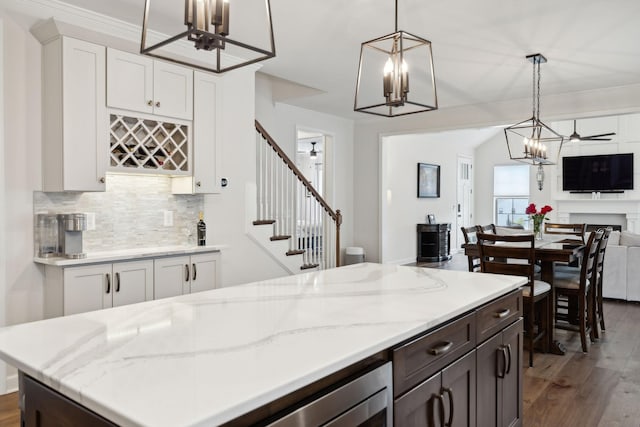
<box><xmin>185</xmin><ymin>264</ymin><xmax>190</xmax><ymax>282</ymax></box>
<box><xmin>155</xmin><ymin>101</ymin><xmax>161</xmax><ymax>108</ymax></box>
<box><xmin>428</xmin><ymin>341</ymin><xmax>453</xmax><ymax>356</ymax></box>
<box><xmin>147</xmin><ymin>100</ymin><xmax>153</xmax><ymax>106</ymax></box>
<box><xmin>99</xmin><ymin>177</ymin><xmax>105</xmax><ymax>184</ymax></box>
<box><xmin>494</xmin><ymin>308</ymin><xmax>511</xmax><ymax>319</ymax></box>
<box><xmin>192</xmin><ymin>263</ymin><xmax>197</xmax><ymax>281</ymax></box>
<box><xmin>105</xmin><ymin>273</ymin><xmax>111</xmax><ymax>294</ymax></box>
<box><xmin>196</xmin><ymin>181</ymin><xmax>202</xmax><ymax>187</ymax></box>
<box><xmin>115</xmin><ymin>272</ymin><xmax>120</xmax><ymax>292</ymax></box>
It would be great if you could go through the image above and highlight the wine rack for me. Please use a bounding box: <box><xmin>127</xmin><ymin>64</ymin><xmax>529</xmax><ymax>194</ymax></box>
<box><xmin>109</xmin><ymin>114</ymin><xmax>189</xmax><ymax>174</ymax></box>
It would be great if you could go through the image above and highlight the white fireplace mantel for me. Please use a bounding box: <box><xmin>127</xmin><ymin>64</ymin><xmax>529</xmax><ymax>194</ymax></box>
<box><xmin>555</xmin><ymin>198</ymin><xmax>640</xmax><ymax>233</ymax></box>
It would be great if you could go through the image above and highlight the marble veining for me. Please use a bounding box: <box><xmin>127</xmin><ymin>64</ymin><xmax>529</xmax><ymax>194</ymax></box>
<box><xmin>0</xmin><ymin>263</ymin><xmax>525</xmax><ymax>426</ymax></box>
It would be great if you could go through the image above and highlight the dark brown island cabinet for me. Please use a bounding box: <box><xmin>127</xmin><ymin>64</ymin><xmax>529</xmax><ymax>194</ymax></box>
<box><xmin>19</xmin><ymin>289</ymin><xmax>522</xmax><ymax>427</ymax></box>
<box><xmin>417</xmin><ymin>223</ymin><xmax>452</xmax><ymax>262</ymax></box>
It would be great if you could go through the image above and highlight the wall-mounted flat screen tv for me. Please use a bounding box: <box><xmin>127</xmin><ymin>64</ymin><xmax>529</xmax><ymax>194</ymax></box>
<box><xmin>562</xmin><ymin>153</ymin><xmax>634</xmax><ymax>192</ymax></box>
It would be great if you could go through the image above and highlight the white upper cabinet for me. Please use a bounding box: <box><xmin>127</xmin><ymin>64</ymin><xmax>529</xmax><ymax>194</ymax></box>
<box><xmin>42</xmin><ymin>37</ymin><xmax>107</xmax><ymax>192</ymax></box>
<box><xmin>107</xmin><ymin>49</ymin><xmax>193</xmax><ymax>121</ymax></box>
<box><xmin>172</xmin><ymin>71</ymin><xmax>222</xmax><ymax>194</ymax></box>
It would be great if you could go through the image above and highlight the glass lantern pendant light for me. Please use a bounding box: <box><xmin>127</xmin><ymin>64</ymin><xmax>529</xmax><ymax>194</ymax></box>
<box><xmin>354</xmin><ymin>0</ymin><xmax>438</xmax><ymax>117</ymax></box>
<box><xmin>504</xmin><ymin>54</ymin><xmax>564</xmax><ymax>165</ymax></box>
<box><xmin>140</xmin><ymin>0</ymin><xmax>276</xmax><ymax>74</ymax></box>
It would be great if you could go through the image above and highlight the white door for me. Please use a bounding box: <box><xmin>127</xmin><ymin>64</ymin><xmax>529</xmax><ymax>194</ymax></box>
<box><xmin>153</xmin><ymin>61</ymin><xmax>193</xmax><ymax>120</ymax></box>
<box><xmin>189</xmin><ymin>253</ymin><xmax>220</xmax><ymax>294</ymax></box>
<box><xmin>63</xmin><ymin>264</ymin><xmax>112</xmax><ymax>315</ymax></box>
<box><xmin>61</xmin><ymin>37</ymin><xmax>107</xmax><ymax>192</ymax></box>
<box><xmin>112</xmin><ymin>260</ymin><xmax>154</xmax><ymax>308</ymax></box>
<box><xmin>192</xmin><ymin>71</ymin><xmax>221</xmax><ymax>193</ymax></box>
<box><xmin>106</xmin><ymin>48</ymin><xmax>153</xmax><ymax>114</ymax></box>
<box><xmin>154</xmin><ymin>256</ymin><xmax>190</xmax><ymax>299</ymax></box>
<box><xmin>456</xmin><ymin>157</ymin><xmax>473</xmax><ymax>251</ymax></box>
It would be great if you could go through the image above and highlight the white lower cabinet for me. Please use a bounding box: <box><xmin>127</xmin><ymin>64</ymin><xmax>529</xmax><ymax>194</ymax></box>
<box><xmin>47</xmin><ymin>260</ymin><xmax>154</xmax><ymax>317</ymax></box>
<box><xmin>154</xmin><ymin>252</ymin><xmax>221</xmax><ymax>299</ymax></box>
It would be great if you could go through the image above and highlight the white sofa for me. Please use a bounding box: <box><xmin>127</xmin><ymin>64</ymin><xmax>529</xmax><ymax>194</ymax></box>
<box><xmin>602</xmin><ymin>231</ymin><xmax>640</xmax><ymax>302</ymax></box>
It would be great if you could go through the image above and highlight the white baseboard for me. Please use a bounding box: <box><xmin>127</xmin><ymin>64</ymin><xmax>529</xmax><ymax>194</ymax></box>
<box><xmin>5</xmin><ymin>373</ymin><xmax>18</xmax><ymax>394</ymax></box>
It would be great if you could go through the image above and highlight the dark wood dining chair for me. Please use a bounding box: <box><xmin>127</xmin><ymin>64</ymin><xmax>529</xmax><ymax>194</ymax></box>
<box><xmin>477</xmin><ymin>224</ymin><xmax>497</xmax><ymax>234</ymax></box>
<box><xmin>593</xmin><ymin>227</ymin><xmax>613</xmax><ymax>339</ymax></box>
<box><xmin>461</xmin><ymin>226</ymin><xmax>481</xmax><ymax>272</ymax></box>
<box><xmin>544</xmin><ymin>223</ymin><xmax>586</xmax><ymax>243</ymax></box>
<box><xmin>477</xmin><ymin>232</ymin><xmax>552</xmax><ymax>367</ymax></box>
<box><xmin>554</xmin><ymin>229</ymin><xmax>604</xmax><ymax>353</ymax></box>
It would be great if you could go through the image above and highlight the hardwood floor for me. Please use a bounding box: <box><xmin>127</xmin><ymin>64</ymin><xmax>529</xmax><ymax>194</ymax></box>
<box><xmin>0</xmin><ymin>255</ymin><xmax>637</xmax><ymax>426</ymax></box>
<box><xmin>0</xmin><ymin>392</ymin><xmax>18</xmax><ymax>427</ymax></box>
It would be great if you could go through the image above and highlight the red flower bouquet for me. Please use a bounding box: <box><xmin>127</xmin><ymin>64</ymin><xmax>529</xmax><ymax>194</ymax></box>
<box><xmin>526</xmin><ymin>203</ymin><xmax>552</xmax><ymax>238</ymax></box>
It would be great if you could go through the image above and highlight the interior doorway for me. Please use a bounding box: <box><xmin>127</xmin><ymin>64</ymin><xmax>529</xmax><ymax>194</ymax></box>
<box><xmin>295</xmin><ymin>129</ymin><xmax>326</xmax><ymax>198</ymax></box>
<box><xmin>456</xmin><ymin>156</ymin><xmax>473</xmax><ymax>251</ymax></box>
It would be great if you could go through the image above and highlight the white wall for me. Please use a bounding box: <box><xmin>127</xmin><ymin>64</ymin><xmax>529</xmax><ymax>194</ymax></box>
<box><xmin>1</xmin><ymin>12</ymin><xmax>45</xmax><ymax>392</ymax></box>
<box><xmin>203</xmin><ymin>68</ymin><xmax>291</xmax><ymax>286</ymax></box>
<box><xmin>380</xmin><ymin>133</ymin><xmax>475</xmax><ymax>264</ymax></box>
<box><xmin>355</xmin><ymin>84</ymin><xmax>640</xmax><ymax>262</ymax></box>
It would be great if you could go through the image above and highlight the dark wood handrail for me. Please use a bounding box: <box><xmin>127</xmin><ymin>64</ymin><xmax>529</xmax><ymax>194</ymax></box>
<box><xmin>255</xmin><ymin>120</ymin><xmax>342</xmax><ymax>266</ymax></box>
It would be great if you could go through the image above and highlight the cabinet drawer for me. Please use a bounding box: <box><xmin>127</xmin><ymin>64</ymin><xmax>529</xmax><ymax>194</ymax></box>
<box><xmin>476</xmin><ymin>289</ymin><xmax>522</xmax><ymax>344</ymax></box>
<box><xmin>393</xmin><ymin>311</ymin><xmax>476</xmax><ymax>397</ymax></box>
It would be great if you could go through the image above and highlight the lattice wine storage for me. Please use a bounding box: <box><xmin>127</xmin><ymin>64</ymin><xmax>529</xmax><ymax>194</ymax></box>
<box><xmin>109</xmin><ymin>114</ymin><xmax>189</xmax><ymax>174</ymax></box>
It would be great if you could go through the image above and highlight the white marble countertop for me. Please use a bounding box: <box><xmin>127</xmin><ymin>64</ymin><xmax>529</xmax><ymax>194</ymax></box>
<box><xmin>0</xmin><ymin>263</ymin><xmax>525</xmax><ymax>426</ymax></box>
<box><xmin>33</xmin><ymin>244</ymin><xmax>225</xmax><ymax>266</ymax></box>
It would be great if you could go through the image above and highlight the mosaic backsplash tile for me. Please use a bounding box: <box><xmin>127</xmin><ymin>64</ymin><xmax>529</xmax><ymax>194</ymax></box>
<box><xmin>34</xmin><ymin>173</ymin><xmax>204</xmax><ymax>252</ymax></box>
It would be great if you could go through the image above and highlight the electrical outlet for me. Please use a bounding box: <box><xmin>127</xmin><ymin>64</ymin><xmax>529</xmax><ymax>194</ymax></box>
<box><xmin>163</xmin><ymin>210</ymin><xmax>174</xmax><ymax>227</ymax></box>
<box><xmin>85</xmin><ymin>213</ymin><xmax>96</xmax><ymax>231</ymax></box>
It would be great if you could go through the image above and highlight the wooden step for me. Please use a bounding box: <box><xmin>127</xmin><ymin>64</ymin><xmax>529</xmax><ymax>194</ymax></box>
<box><xmin>286</xmin><ymin>250</ymin><xmax>305</xmax><ymax>256</ymax></box>
<box><xmin>270</xmin><ymin>235</ymin><xmax>291</xmax><ymax>241</ymax></box>
<box><xmin>253</xmin><ymin>219</ymin><xmax>276</xmax><ymax>225</ymax></box>
<box><xmin>300</xmin><ymin>264</ymin><xmax>319</xmax><ymax>270</ymax></box>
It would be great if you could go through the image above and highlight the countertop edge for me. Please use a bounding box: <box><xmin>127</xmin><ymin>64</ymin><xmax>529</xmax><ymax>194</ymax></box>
<box><xmin>33</xmin><ymin>245</ymin><xmax>226</xmax><ymax>266</ymax></box>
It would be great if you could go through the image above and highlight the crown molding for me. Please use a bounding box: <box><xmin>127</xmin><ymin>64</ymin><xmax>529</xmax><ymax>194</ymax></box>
<box><xmin>2</xmin><ymin>0</ymin><xmax>261</xmax><ymax>72</ymax></box>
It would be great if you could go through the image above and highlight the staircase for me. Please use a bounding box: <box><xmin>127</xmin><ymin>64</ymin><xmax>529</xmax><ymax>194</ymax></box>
<box><xmin>251</xmin><ymin>120</ymin><xmax>342</xmax><ymax>272</ymax></box>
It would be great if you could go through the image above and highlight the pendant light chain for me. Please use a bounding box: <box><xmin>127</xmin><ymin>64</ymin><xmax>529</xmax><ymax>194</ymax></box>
<box><xmin>537</xmin><ymin>59</ymin><xmax>541</xmax><ymax>122</ymax></box>
<box><xmin>394</xmin><ymin>0</ymin><xmax>398</xmax><ymax>32</ymax></box>
<box><xmin>532</xmin><ymin>57</ymin><xmax>536</xmax><ymax>119</ymax></box>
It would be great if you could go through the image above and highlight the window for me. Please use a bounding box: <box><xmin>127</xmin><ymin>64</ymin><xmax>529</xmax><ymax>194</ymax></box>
<box><xmin>493</xmin><ymin>165</ymin><xmax>529</xmax><ymax>227</ymax></box>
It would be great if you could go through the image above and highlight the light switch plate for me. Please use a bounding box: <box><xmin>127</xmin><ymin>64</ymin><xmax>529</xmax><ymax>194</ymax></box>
<box><xmin>85</xmin><ymin>212</ymin><xmax>96</xmax><ymax>230</ymax></box>
<box><xmin>163</xmin><ymin>210</ymin><xmax>174</xmax><ymax>227</ymax></box>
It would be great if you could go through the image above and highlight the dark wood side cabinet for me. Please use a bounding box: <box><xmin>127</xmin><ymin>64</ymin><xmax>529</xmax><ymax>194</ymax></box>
<box><xmin>417</xmin><ymin>223</ymin><xmax>452</xmax><ymax>262</ymax></box>
<box><xmin>393</xmin><ymin>289</ymin><xmax>523</xmax><ymax>427</ymax></box>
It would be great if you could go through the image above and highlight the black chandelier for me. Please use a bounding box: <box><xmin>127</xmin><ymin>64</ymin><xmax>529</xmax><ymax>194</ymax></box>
<box><xmin>504</xmin><ymin>54</ymin><xmax>564</xmax><ymax>165</ymax></box>
<box><xmin>354</xmin><ymin>0</ymin><xmax>438</xmax><ymax>117</ymax></box>
<box><xmin>140</xmin><ymin>0</ymin><xmax>276</xmax><ymax>74</ymax></box>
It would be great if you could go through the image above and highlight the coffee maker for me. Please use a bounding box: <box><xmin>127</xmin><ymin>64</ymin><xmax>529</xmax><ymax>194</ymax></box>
<box><xmin>57</xmin><ymin>213</ymin><xmax>87</xmax><ymax>259</ymax></box>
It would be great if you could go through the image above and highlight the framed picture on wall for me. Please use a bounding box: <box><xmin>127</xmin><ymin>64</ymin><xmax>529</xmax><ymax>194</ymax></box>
<box><xmin>417</xmin><ymin>163</ymin><xmax>440</xmax><ymax>198</ymax></box>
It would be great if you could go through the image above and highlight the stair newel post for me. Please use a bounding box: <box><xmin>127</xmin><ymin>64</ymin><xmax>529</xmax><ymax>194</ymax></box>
<box><xmin>335</xmin><ymin>209</ymin><xmax>342</xmax><ymax>267</ymax></box>
<box><xmin>255</xmin><ymin>133</ymin><xmax>260</xmax><ymax>221</ymax></box>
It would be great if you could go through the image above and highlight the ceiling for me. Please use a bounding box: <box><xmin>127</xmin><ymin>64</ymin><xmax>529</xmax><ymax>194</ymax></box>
<box><xmin>25</xmin><ymin>0</ymin><xmax>640</xmax><ymax>121</ymax></box>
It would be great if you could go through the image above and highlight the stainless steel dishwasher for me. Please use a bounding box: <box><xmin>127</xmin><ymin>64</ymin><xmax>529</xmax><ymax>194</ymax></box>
<box><xmin>266</xmin><ymin>362</ymin><xmax>392</xmax><ymax>426</ymax></box>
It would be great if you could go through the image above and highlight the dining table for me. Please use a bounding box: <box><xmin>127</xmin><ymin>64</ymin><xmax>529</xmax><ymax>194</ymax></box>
<box><xmin>464</xmin><ymin>234</ymin><xmax>585</xmax><ymax>355</ymax></box>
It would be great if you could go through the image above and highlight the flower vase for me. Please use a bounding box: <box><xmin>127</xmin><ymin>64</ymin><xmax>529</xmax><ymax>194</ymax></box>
<box><xmin>533</xmin><ymin>218</ymin><xmax>543</xmax><ymax>240</ymax></box>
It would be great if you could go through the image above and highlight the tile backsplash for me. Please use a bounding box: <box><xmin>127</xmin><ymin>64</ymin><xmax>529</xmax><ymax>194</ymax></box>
<box><xmin>34</xmin><ymin>173</ymin><xmax>204</xmax><ymax>252</ymax></box>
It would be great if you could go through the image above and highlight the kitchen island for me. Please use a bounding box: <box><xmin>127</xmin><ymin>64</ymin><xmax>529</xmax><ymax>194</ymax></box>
<box><xmin>0</xmin><ymin>263</ymin><xmax>525</xmax><ymax>426</ymax></box>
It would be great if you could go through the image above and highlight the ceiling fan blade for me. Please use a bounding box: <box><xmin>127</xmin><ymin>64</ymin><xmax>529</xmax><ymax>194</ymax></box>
<box><xmin>582</xmin><ymin>132</ymin><xmax>616</xmax><ymax>139</ymax></box>
<box><xmin>581</xmin><ymin>137</ymin><xmax>612</xmax><ymax>141</ymax></box>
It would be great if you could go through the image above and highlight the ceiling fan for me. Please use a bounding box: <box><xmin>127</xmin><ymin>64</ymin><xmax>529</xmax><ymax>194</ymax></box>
<box><xmin>568</xmin><ymin>120</ymin><xmax>615</xmax><ymax>142</ymax></box>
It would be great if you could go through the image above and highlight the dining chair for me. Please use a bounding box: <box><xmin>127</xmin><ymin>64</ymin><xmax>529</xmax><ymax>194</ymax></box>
<box><xmin>593</xmin><ymin>227</ymin><xmax>613</xmax><ymax>339</ymax></box>
<box><xmin>477</xmin><ymin>232</ymin><xmax>552</xmax><ymax>367</ymax></box>
<box><xmin>477</xmin><ymin>224</ymin><xmax>497</xmax><ymax>234</ymax></box>
<box><xmin>544</xmin><ymin>223</ymin><xmax>586</xmax><ymax>243</ymax></box>
<box><xmin>554</xmin><ymin>229</ymin><xmax>604</xmax><ymax>353</ymax></box>
<box><xmin>461</xmin><ymin>226</ymin><xmax>481</xmax><ymax>272</ymax></box>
